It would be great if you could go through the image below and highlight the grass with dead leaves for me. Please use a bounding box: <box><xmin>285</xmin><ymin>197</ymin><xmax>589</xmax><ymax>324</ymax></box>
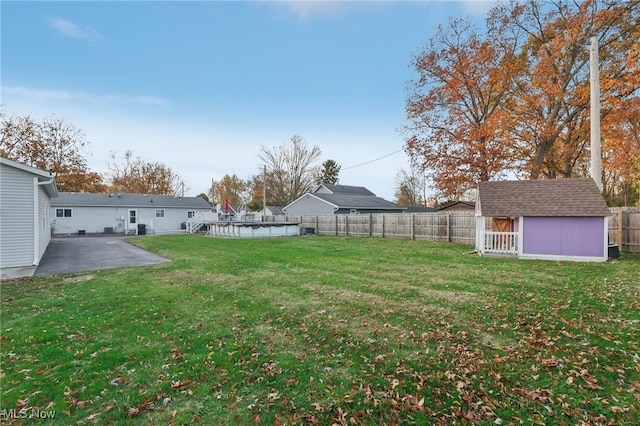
<box><xmin>1</xmin><ymin>235</ymin><xmax>639</xmax><ymax>425</ymax></box>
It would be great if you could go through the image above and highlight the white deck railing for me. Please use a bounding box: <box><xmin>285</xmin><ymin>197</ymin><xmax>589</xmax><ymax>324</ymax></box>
<box><xmin>185</xmin><ymin>211</ymin><xmax>218</xmax><ymax>234</ymax></box>
<box><xmin>483</xmin><ymin>231</ymin><xmax>519</xmax><ymax>254</ymax></box>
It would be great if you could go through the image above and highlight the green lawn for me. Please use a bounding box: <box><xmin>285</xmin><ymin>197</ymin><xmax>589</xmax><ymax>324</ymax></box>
<box><xmin>1</xmin><ymin>235</ymin><xmax>638</xmax><ymax>425</ymax></box>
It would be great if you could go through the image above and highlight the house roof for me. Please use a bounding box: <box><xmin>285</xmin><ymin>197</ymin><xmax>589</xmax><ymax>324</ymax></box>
<box><xmin>438</xmin><ymin>200</ymin><xmax>475</xmax><ymax>211</ymax></box>
<box><xmin>315</xmin><ymin>184</ymin><xmax>375</xmax><ymax>196</ymax></box>
<box><xmin>405</xmin><ymin>206</ymin><xmax>438</xmax><ymax>213</ymax></box>
<box><xmin>52</xmin><ymin>192</ymin><xmax>212</xmax><ymax>209</ymax></box>
<box><xmin>1</xmin><ymin>156</ymin><xmax>59</xmax><ymax>197</ymax></box>
<box><xmin>477</xmin><ymin>178</ymin><xmax>610</xmax><ymax>217</ymax></box>
<box><xmin>284</xmin><ymin>183</ymin><xmax>403</xmax><ymax>213</ymax></box>
<box><xmin>310</xmin><ymin>193</ymin><xmax>402</xmax><ymax>210</ymax></box>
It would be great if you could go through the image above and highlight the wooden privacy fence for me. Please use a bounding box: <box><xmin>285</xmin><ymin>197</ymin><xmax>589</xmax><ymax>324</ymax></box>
<box><xmin>266</xmin><ymin>212</ymin><xmax>477</xmax><ymax>244</ymax></box>
<box><xmin>266</xmin><ymin>207</ymin><xmax>640</xmax><ymax>253</ymax></box>
<box><xmin>608</xmin><ymin>207</ymin><xmax>640</xmax><ymax>253</ymax></box>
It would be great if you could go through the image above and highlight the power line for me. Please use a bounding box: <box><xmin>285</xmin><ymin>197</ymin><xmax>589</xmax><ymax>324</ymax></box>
<box><xmin>342</xmin><ymin>148</ymin><xmax>404</xmax><ymax>171</ymax></box>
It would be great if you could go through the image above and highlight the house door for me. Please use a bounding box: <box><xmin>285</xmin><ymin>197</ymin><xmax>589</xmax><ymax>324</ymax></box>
<box><xmin>128</xmin><ymin>209</ymin><xmax>137</xmax><ymax>234</ymax></box>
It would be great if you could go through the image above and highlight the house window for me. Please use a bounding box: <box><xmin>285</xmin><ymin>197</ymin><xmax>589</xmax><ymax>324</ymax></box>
<box><xmin>187</xmin><ymin>211</ymin><xmax>196</xmax><ymax>218</ymax></box>
<box><xmin>155</xmin><ymin>209</ymin><xmax>165</xmax><ymax>218</ymax></box>
<box><xmin>56</xmin><ymin>208</ymin><xmax>72</xmax><ymax>218</ymax></box>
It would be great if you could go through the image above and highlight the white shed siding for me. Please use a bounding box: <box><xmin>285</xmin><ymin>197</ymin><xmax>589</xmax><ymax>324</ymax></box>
<box><xmin>0</xmin><ymin>164</ymin><xmax>36</xmax><ymax>268</ymax></box>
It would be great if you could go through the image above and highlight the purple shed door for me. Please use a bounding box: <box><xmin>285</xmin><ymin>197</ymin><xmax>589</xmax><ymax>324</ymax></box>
<box><xmin>523</xmin><ymin>217</ymin><xmax>605</xmax><ymax>257</ymax></box>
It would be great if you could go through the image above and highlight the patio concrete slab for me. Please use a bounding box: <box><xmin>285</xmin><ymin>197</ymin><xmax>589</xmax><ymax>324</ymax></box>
<box><xmin>34</xmin><ymin>236</ymin><xmax>168</xmax><ymax>276</ymax></box>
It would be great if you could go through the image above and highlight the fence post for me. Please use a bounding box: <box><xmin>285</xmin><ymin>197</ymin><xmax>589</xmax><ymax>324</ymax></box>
<box><xmin>446</xmin><ymin>213</ymin><xmax>451</xmax><ymax>242</ymax></box>
<box><xmin>369</xmin><ymin>213</ymin><xmax>372</xmax><ymax>237</ymax></box>
<box><xmin>411</xmin><ymin>214</ymin><xmax>415</xmax><ymax>240</ymax></box>
<box><xmin>315</xmin><ymin>215</ymin><xmax>319</xmax><ymax>235</ymax></box>
<box><xmin>617</xmin><ymin>209</ymin><xmax>624</xmax><ymax>249</ymax></box>
<box><xmin>382</xmin><ymin>214</ymin><xmax>385</xmax><ymax>238</ymax></box>
<box><xmin>345</xmin><ymin>215</ymin><xmax>349</xmax><ymax>237</ymax></box>
<box><xmin>335</xmin><ymin>215</ymin><xmax>338</xmax><ymax>236</ymax></box>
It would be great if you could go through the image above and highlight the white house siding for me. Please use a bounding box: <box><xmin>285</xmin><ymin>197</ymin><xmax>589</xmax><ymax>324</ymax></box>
<box><xmin>0</xmin><ymin>164</ymin><xmax>37</xmax><ymax>268</ymax></box>
<box><xmin>52</xmin><ymin>206</ymin><xmax>209</xmax><ymax>235</ymax></box>
<box><xmin>37</xmin><ymin>185</ymin><xmax>52</xmax><ymax>263</ymax></box>
<box><xmin>53</xmin><ymin>206</ymin><xmax>126</xmax><ymax>235</ymax></box>
<box><xmin>284</xmin><ymin>194</ymin><xmax>336</xmax><ymax>216</ymax></box>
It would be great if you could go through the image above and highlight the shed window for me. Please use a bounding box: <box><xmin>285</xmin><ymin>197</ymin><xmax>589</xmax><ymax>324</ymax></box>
<box><xmin>155</xmin><ymin>209</ymin><xmax>165</xmax><ymax>218</ymax></box>
<box><xmin>56</xmin><ymin>208</ymin><xmax>72</xmax><ymax>218</ymax></box>
<box><xmin>187</xmin><ymin>211</ymin><xmax>196</xmax><ymax>218</ymax></box>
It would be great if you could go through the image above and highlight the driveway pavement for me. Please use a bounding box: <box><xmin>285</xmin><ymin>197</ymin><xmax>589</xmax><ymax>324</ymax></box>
<box><xmin>34</xmin><ymin>236</ymin><xmax>169</xmax><ymax>276</ymax></box>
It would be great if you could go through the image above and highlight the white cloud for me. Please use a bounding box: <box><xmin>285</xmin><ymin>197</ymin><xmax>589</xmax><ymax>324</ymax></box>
<box><xmin>262</xmin><ymin>0</ymin><xmax>369</xmax><ymax>21</ymax></box>
<box><xmin>458</xmin><ymin>0</ymin><xmax>496</xmax><ymax>17</ymax></box>
<box><xmin>2</xmin><ymin>86</ymin><xmax>171</xmax><ymax>108</ymax></box>
<box><xmin>266</xmin><ymin>0</ymin><xmax>494</xmax><ymax>22</ymax></box>
<box><xmin>282</xmin><ymin>1</ymin><xmax>350</xmax><ymax>20</ymax></box>
<box><xmin>46</xmin><ymin>17</ymin><xmax>103</xmax><ymax>42</ymax></box>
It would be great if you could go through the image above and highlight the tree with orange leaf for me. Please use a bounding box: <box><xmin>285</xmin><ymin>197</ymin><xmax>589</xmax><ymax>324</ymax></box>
<box><xmin>487</xmin><ymin>0</ymin><xmax>639</xmax><ymax>181</ymax></box>
<box><xmin>0</xmin><ymin>111</ymin><xmax>107</xmax><ymax>192</ymax></box>
<box><xmin>405</xmin><ymin>0</ymin><xmax>639</xmax><ymax>201</ymax></box>
<box><xmin>404</xmin><ymin>18</ymin><xmax>515</xmax><ymax>199</ymax></box>
<box><xmin>106</xmin><ymin>150</ymin><xmax>188</xmax><ymax>196</ymax></box>
<box><xmin>602</xmin><ymin>97</ymin><xmax>640</xmax><ymax>205</ymax></box>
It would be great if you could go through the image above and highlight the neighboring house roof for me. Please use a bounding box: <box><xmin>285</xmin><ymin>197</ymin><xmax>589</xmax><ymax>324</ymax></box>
<box><xmin>52</xmin><ymin>192</ymin><xmax>212</xmax><ymax>209</ymax></box>
<box><xmin>284</xmin><ymin>184</ymin><xmax>403</xmax><ymax>213</ymax></box>
<box><xmin>477</xmin><ymin>178</ymin><xmax>610</xmax><ymax>217</ymax></box>
<box><xmin>311</xmin><ymin>192</ymin><xmax>402</xmax><ymax>210</ymax></box>
<box><xmin>438</xmin><ymin>200</ymin><xmax>475</xmax><ymax>211</ymax></box>
<box><xmin>404</xmin><ymin>206</ymin><xmax>438</xmax><ymax>213</ymax></box>
<box><xmin>315</xmin><ymin>184</ymin><xmax>375</xmax><ymax>196</ymax></box>
<box><xmin>1</xmin><ymin>156</ymin><xmax>58</xmax><ymax>197</ymax></box>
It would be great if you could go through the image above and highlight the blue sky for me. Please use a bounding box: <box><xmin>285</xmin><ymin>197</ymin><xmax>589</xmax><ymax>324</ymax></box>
<box><xmin>2</xmin><ymin>1</ymin><xmax>492</xmax><ymax>201</ymax></box>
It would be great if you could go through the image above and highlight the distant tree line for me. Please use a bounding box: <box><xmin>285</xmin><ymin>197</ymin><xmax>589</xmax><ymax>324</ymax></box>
<box><xmin>1</xmin><ymin>110</ymin><xmax>345</xmax><ymax>207</ymax></box>
<box><xmin>1</xmin><ymin>111</ymin><xmax>188</xmax><ymax>196</ymax></box>
<box><xmin>208</xmin><ymin>136</ymin><xmax>342</xmax><ymax>211</ymax></box>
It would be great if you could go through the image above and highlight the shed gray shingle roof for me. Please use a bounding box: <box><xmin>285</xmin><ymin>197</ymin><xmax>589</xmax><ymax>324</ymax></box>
<box><xmin>478</xmin><ymin>178</ymin><xmax>610</xmax><ymax>217</ymax></box>
<box><xmin>52</xmin><ymin>192</ymin><xmax>212</xmax><ymax>209</ymax></box>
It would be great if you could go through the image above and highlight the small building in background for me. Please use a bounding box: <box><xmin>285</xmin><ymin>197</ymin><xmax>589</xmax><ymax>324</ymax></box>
<box><xmin>438</xmin><ymin>200</ymin><xmax>476</xmax><ymax>211</ymax></box>
<box><xmin>475</xmin><ymin>178</ymin><xmax>611</xmax><ymax>262</ymax></box>
<box><xmin>264</xmin><ymin>206</ymin><xmax>285</xmax><ymax>216</ymax></box>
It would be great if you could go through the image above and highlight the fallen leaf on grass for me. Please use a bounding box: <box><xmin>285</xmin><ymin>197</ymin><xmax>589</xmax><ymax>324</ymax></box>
<box><xmin>76</xmin><ymin>400</ymin><xmax>92</xmax><ymax>409</ymax></box>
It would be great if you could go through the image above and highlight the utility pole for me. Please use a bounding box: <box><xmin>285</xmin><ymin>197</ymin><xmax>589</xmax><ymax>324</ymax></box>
<box><xmin>590</xmin><ymin>36</ymin><xmax>603</xmax><ymax>192</ymax></box>
<box><xmin>211</xmin><ymin>178</ymin><xmax>216</xmax><ymax>208</ymax></box>
<box><xmin>263</xmin><ymin>165</ymin><xmax>267</xmax><ymax>216</ymax></box>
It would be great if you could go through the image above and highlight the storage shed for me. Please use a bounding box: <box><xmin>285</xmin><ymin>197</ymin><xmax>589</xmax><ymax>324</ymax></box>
<box><xmin>0</xmin><ymin>157</ymin><xmax>58</xmax><ymax>279</ymax></box>
<box><xmin>475</xmin><ymin>178</ymin><xmax>611</xmax><ymax>262</ymax></box>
